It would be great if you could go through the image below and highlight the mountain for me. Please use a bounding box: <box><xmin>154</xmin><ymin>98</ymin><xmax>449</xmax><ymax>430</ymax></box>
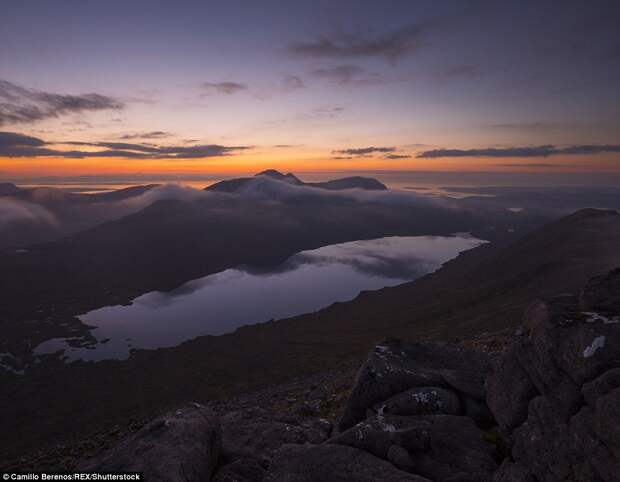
<box><xmin>306</xmin><ymin>176</ymin><xmax>387</xmax><ymax>191</ymax></box>
<box><xmin>6</xmin><ymin>183</ymin><xmax>159</xmax><ymax>205</ymax></box>
<box><xmin>2</xmin><ymin>208</ymin><xmax>619</xmax><ymax>460</ymax></box>
<box><xmin>206</xmin><ymin>169</ymin><xmax>387</xmax><ymax>193</ymax></box>
<box><xmin>255</xmin><ymin>169</ymin><xmax>303</xmax><ymax>184</ymax></box>
<box><xmin>0</xmin><ymin>186</ymin><xmax>535</xmax><ymax>329</ymax></box>
<box><xmin>453</xmin><ymin>185</ymin><xmax>620</xmax><ymax>215</ymax></box>
<box><xmin>0</xmin><ymin>184</ymin><xmax>159</xmax><ymax>249</ymax></box>
<box><xmin>0</xmin><ymin>182</ymin><xmax>22</xmax><ymax>196</ymax></box>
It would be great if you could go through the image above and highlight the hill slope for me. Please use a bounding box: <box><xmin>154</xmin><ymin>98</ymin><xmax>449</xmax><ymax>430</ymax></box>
<box><xmin>1</xmin><ymin>209</ymin><xmax>619</xmax><ymax>459</ymax></box>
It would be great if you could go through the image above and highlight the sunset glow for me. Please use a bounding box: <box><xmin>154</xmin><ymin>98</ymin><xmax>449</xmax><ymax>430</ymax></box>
<box><xmin>1</xmin><ymin>1</ymin><xmax>618</xmax><ymax>184</ymax></box>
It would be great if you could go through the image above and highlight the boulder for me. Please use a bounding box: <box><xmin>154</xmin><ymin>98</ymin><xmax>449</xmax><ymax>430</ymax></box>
<box><xmin>81</xmin><ymin>403</ymin><xmax>220</xmax><ymax>482</ymax></box>
<box><xmin>439</xmin><ymin>367</ymin><xmax>488</xmax><ymax>400</ymax></box>
<box><xmin>387</xmin><ymin>444</ymin><xmax>416</xmax><ymax>473</ymax></box>
<box><xmin>580</xmin><ymin>268</ymin><xmax>620</xmax><ymax>314</ymax></box>
<box><xmin>339</xmin><ymin>338</ymin><xmax>491</xmax><ymax>430</ymax></box>
<box><xmin>582</xmin><ymin>368</ymin><xmax>620</xmax><ymax>406</ymax></box>
<box><xmin>523</xmin><ymin>294</ymin><xmax>579</xmax><ymax>337</ymax></box>
<box><xmin>221</xmin><ymin>407</ymin><xmax>330</xmax><ymax>464</ymax></box>
<box><xmin>590</xmin><ymin>387</ymin><xmax>620</xmax><ymax>458</ymax></box>
<box><xmin>570</xmin><ymin>405</ymin><xmax>620</xmax><ymax>481</ymax></box>
<box><xmin>266</xmin><ymin>443</ymin><xmax>430</xmax><ymax>481</ymax></box>
<box><xmin>213</xmin><ymin>458</ymin><xmax>266</xmax><ymax>482</ymax></box>
<box><xmin>461</xmin><ymin>393</ymin><xmax>496</xmax><ymax>427</ymax></box>
<box><xmin>486</xmin><ymin>269</ymin><xmax>620</xmax><ymax>481</ymax></box>
<box><xmin>486</xmin><ymin>342</ymin><xmax>539</xmax><ymax>434</ymax></box>
<box><xmin>511</xmin><ymin>396</ymin><xmax>600</xmax><ymax>481</ymax></box>
<box><xmin>330</xmin><ymin>414</ymin><xmax>497</xmax><ymax>481</ymax></box>
<box><xmin>493</xmin><ymin>460</ymin><xmax>536</xmax><ymax>481</ymax></box>
<box><xmin>372</xmin><ymin>386</ymin><xmax>461</xmax><ymax>416</ymax></box>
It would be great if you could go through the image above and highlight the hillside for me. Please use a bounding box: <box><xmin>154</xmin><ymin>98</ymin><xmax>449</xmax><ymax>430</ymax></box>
<box><xmin>1</xmin><ymin>208</ymin><xmax>619</xmax><ymax>460</ymax></box>
<box><xmin>0</xmin><ymin>183</ymin><xmax>160</xmax><ymax>249</ymax></box>
<box><xmin>0</xmin><ymin>184</ymin><xmax>533</xmax><ymax>354</ymax></box>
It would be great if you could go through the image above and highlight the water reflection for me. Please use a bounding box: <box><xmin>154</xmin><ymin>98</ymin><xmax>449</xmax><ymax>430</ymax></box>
<box><xmin>34</xmin><ymin>235</ymin><xmax>485</xmax><ymax>362</ymax></box>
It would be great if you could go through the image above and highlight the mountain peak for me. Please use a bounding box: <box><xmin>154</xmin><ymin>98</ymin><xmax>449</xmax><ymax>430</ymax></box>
<box><xmin>255</xmin><ymin>170</ymin><xmax>302</xmax><ymax>184</ymax></box>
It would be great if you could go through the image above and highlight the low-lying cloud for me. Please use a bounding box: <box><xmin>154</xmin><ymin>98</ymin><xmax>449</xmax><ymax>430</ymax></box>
<box><xmin>0</xmin><ymin>79</ymin><xmax>124</xmax><ymax>126</ymax></box>
<box><xmin>0</xmin><ymin>197</ymin><xmax>57</xmax><ymax>226</ymax></box>
<box><xmin>120</xmin><ymin>184</ymin><xmax>211</xmax><ymax>209</ymax></box>
<box><xmin>417</xmin><ymin>145</ymin><xmax>620</xmax><ymax>158</ymax></box>
<box><xmin>225</xmin><ymin>174</ymin><xmax>452</xmax><ymax>210</ymax></box>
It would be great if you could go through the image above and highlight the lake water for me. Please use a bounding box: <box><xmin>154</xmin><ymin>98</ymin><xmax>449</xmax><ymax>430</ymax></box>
<box><xmin>34</xmin><ymin>234</ymin><xmax>486</xmax><ymax>362</ymax></box>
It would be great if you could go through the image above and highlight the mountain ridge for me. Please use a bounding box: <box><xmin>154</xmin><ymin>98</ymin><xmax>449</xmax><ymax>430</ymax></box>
<box><xmin>206</xmin><ymin>169</ymin><xmax>388</xmax><ymax>193</ymax></box>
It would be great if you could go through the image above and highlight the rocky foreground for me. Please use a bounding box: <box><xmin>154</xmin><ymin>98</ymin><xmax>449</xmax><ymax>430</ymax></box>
<box><xmin>60</xmin><ymin>268</ymin><xmax>620</xmax><ymax>480</ymax></box>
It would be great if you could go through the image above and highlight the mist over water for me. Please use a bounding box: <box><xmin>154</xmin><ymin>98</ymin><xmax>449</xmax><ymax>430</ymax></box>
<box><xmin>34</xmin><ymin>234</ymin><xmax>486</xmax><ymax>362</ymax></box>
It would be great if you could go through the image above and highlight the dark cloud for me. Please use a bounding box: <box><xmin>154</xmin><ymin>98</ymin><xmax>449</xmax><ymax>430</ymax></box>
<box><xmin>0</xmin><ymin>79</ymin><xmax>124</xmax><ymax>126</ymax></box>
<box><xmin>0</xmin><ymin>131</ymin><xmax>45</xmax><ymax>147</ymax></box>
<box><xmin>417</xmin><ymin>146</ymin><xmax>557</xmax><ymax>158</ymax></box>
<box><xmin>417</xmin><ymin>145</ymin><xmax>620</xmax><ymax>158</ymax></box>
<box><xmin>435</xmin><ymin>64</ymin><xmax>481</xmax><ymax>80</ymax></box>
<box><xmin>0</xmin><ymin>131</ymin><xmax>250</xmax><ymax>159</ymax></box>
<box><xmin>63</xmin><ymin>141</ymin><xmax>161</xmax><ymax>153</ymax></box>
<box><xmin>497</xmin><ymin>163</ymin><xmax>559</xmax><ymax>167</ymax></box>
<box><xmin>117</xmin><ymin>131</ymin><xmax>171</xmax><ymax>140</ymax></box>
<box><xmin>312</xmin><ymin>106</ymin><xmax>344</xmax><ymax>116</ymax></box>
<box><xmin>280</xmin><ymin>75</ymin><xmax>305</xmax><ymax>91</ymax></box>
<box><xmin>289</xmin><ymin>26</ymin><xmax>423</xmax><ymax>62</ymax></box>
<box><xmin>489</xmin><ymin>122</ymin><xmax>553</xmax><ymax>130</ymax></box>
<box><xmin>486</xmin><ymin>122</ymin><xmax>582</xmax><ymax>132</ymax></box>
<box><xmin>561</xmin><ymin>144</ymin><xmax>620</xmax><ymax>155</ymax></box>
<box><xmin>333</xmin><ymin>146</ymin><xmax>396</xmax><ymax>156</ymax></box>
<box><xmin>296</xmin><ymin>106</ymin><xmax>345</xmax><ymax>121</ymax></box>
<box><xmin>202</xmin><ymin>82</ymin><xmax>248</xmax><ymax>95</ymax></box>
<box><xmin>311</xmin><ymin>64</ymin><xmax>382</xmax><ymax>86</ymax></box>
<box><xmin>384</xmin><ymin>154</ymin><xmax>411</xmax><ymax>159</ymax></box>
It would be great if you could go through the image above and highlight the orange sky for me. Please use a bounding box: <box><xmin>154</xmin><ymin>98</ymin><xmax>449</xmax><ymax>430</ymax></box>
<box><xmin>2</xmin><ymin>151</ymin><xmax>620</xmax><ymax>179</ymax></box>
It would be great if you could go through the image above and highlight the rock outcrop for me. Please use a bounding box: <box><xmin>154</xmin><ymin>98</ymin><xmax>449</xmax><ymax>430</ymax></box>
<box><xmin>338</xmin><ymin>338</ymin><xmax>492</xmax><ymax>431</ymax></box>
<box><xmin>487</xmin><ymin>268</ymin><xmax>620</xmax><ymax>481</ymax></box>
<box><xmin>219</xmin><ymin>407</ymin><xmax>331</xmax><ymax>465</ymax></box>
<box><xmin>267</xmin><ymin>444</ymin><xmax>429</xmax><ymax>481</ymax></box>
<box><xmin>78</xmin><ymin>268</ymin><xmax>620</xmax><ymax>481</ymax></box>
<box><xmin>330</xmin><ymin>414</ymin><xmax>497</xmax><ymax>480</ymax></box>
<box><xmin>81</xmin><ymin>403</ymin><xmax>221</xmax><ymax>482</ymax></box>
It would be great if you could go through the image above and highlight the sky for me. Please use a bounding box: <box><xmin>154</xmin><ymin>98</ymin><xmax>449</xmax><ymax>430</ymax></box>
<box><xmin>1</xmin><ymin>0</ymin><xmax>619</xmax><ymax>180</ymax></box>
